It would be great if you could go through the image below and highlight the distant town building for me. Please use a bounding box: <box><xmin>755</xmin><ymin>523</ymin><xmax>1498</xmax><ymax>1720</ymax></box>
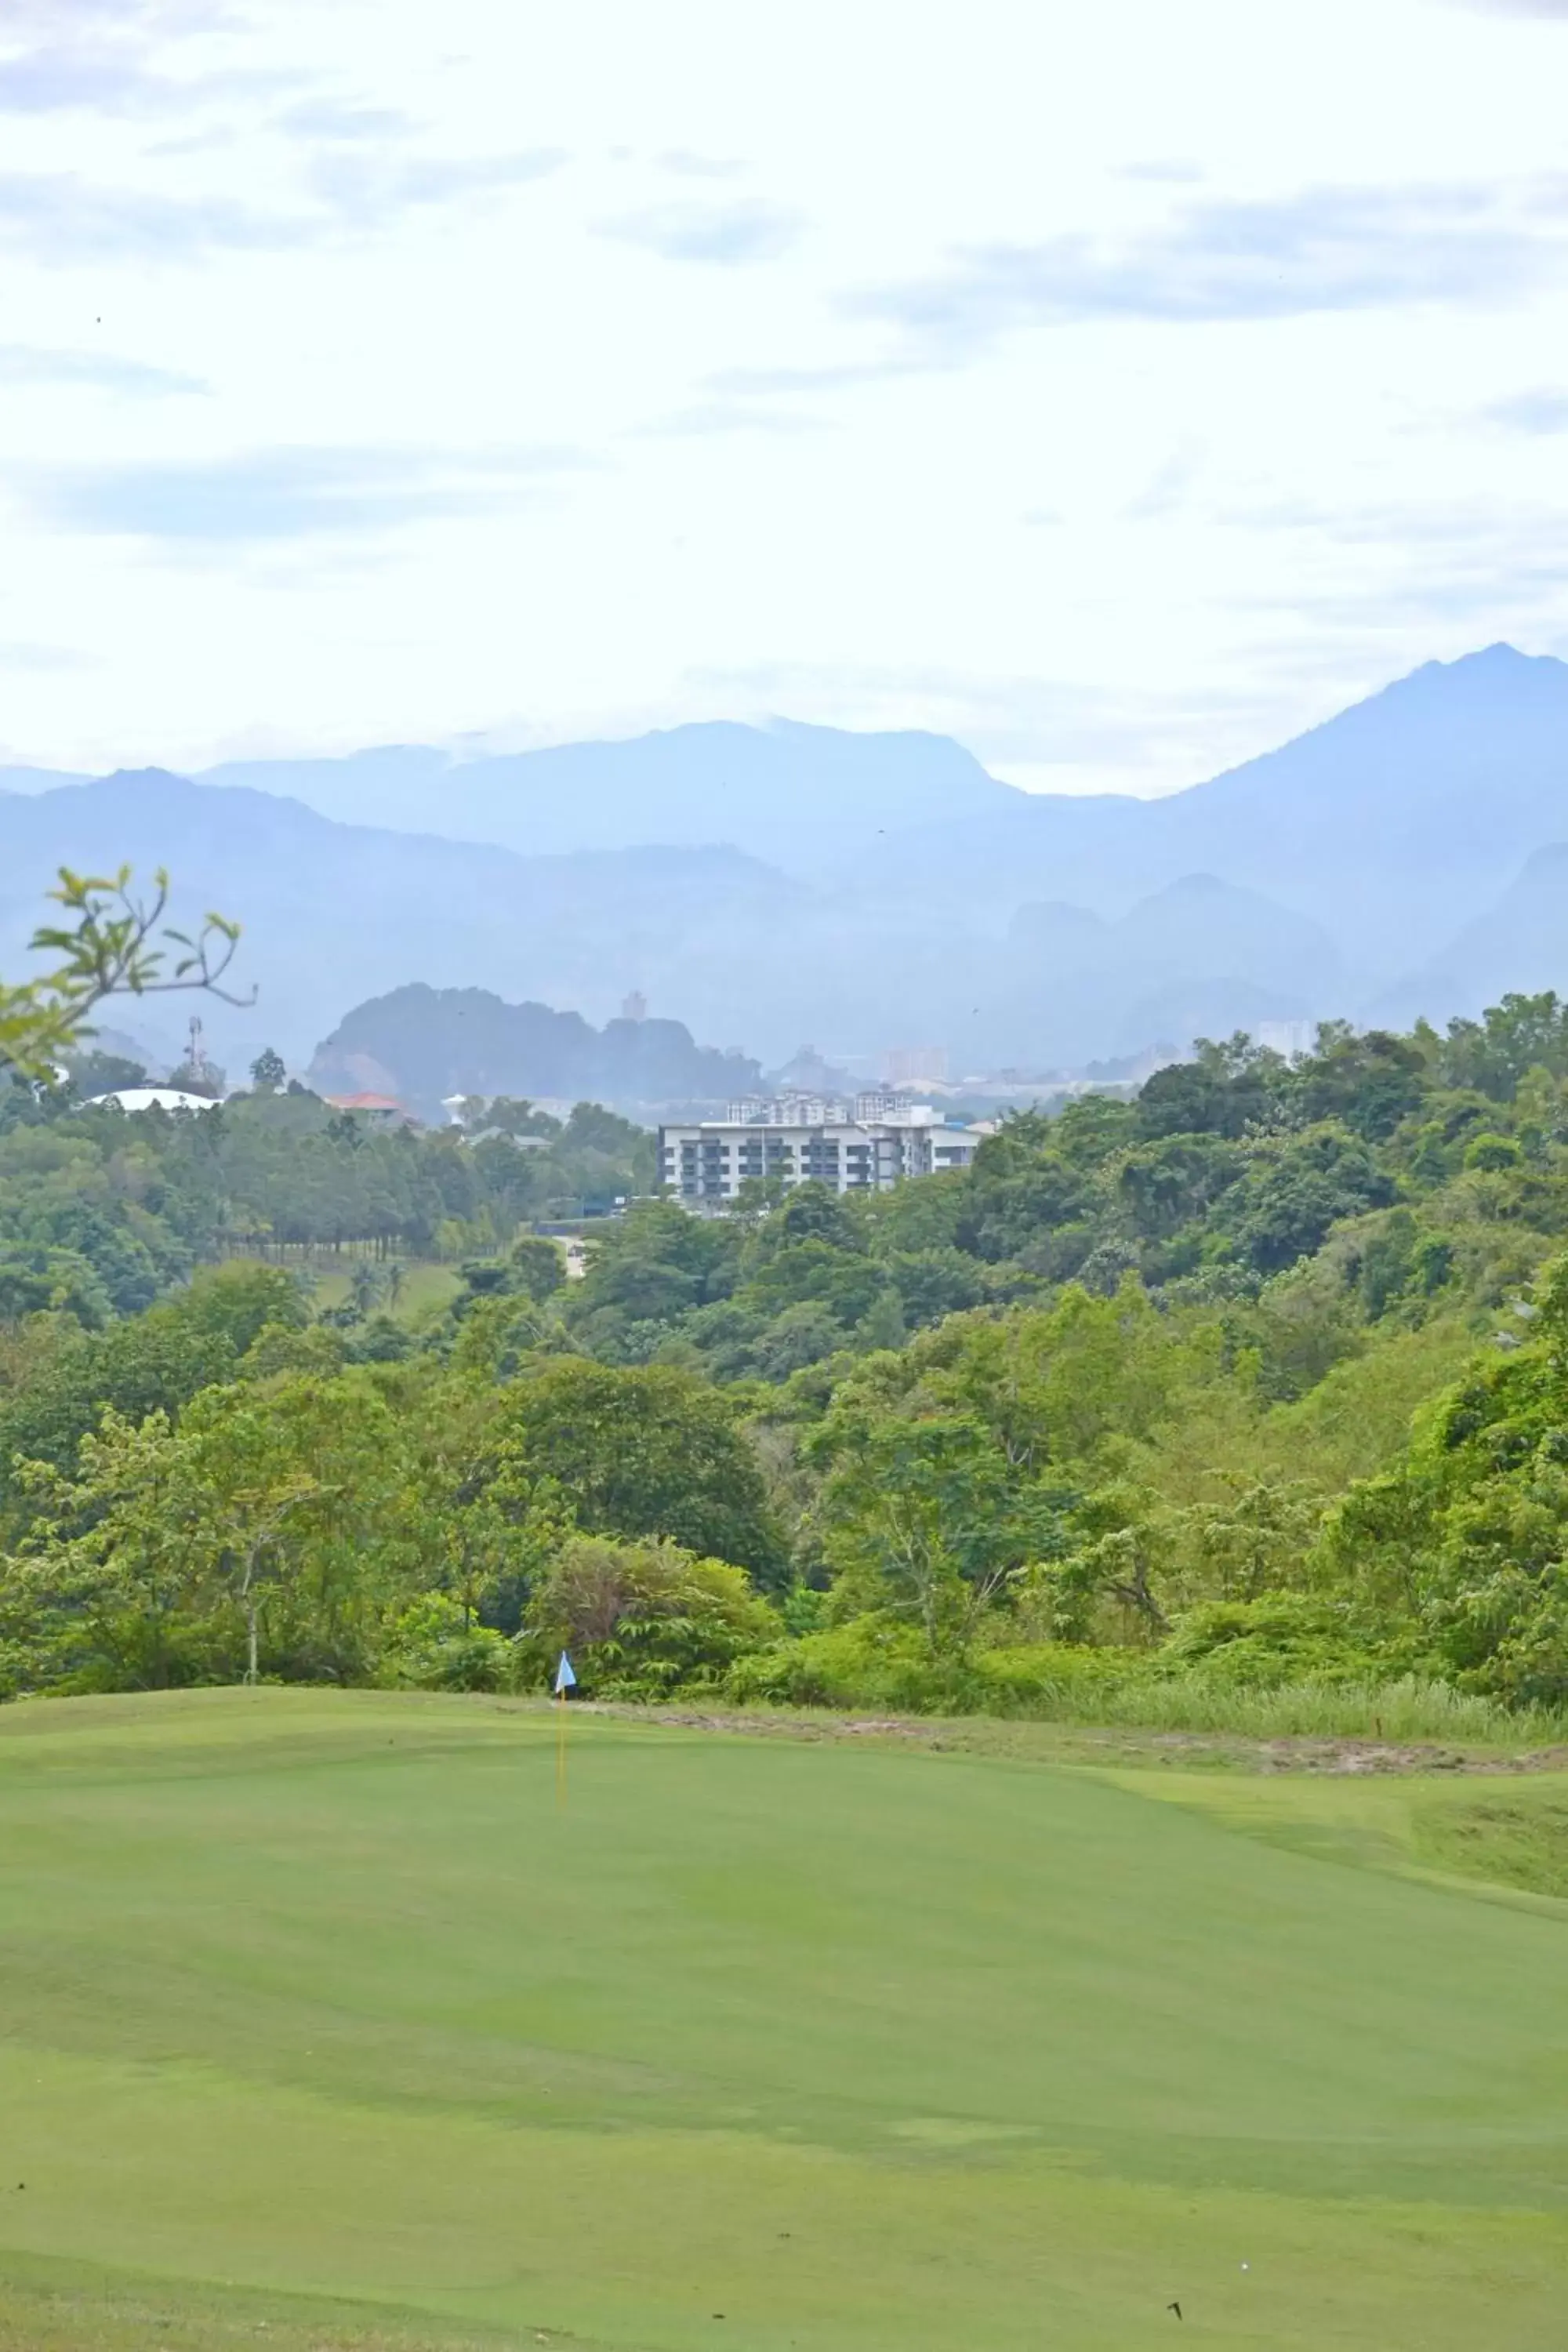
<box><xmin>660</xmin><ymin>1101</ymin><xmax>981</xmax><ymax>1205</ymax></box>
<box><xmin>441</xmin><ymin>1091</ymin><xmax>575</xmax><ymax>1127</ymax></box>
<box><xmin>724</xmin><ymin>1091</ymin><xmax>843</xmax><ymax>1126</ymax></box>
<box><xmin>722</xmin><ymin>1088</ymin><xmax>936</xmax><ymax>1127</ymax></box>
<box><xmin>851</xmin><ymin>1088</ymin><xmax>917</xmax><ymax>1123</ymax></box>
<box><xmin>1254</xmin><ymin>1018</ymin><xmax>1319</xmax><ymax>1062</ymax></box>
<box><xmin>885</xmin><ymin>1045</ymin><xmax>948</xmax><ymax>1087</ymax></box>
<box><xmin>324</xmin><ymin>1092</ymin><xmax>412</xmax><ymax>1127</ymax></box>
<box><xmin>620</xmin><ymin>989</ymin><xmax>648</xmax><ymax>1022</ymax></box>
<box><xmin>768</xmin><ymin>1044</ymin><xmax>850</xmax><ymax>1097</ymax></box>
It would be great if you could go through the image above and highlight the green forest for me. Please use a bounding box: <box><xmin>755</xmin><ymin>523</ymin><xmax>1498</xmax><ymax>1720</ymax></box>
<box><xmin>8</xmin><ymin>996</ymin><xmax>1568</xmax><ymax>1725</ymax></box>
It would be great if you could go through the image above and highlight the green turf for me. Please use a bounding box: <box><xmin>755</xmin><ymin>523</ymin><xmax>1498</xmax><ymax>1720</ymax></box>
<box><xmin>301</xmin><ymin>1261</ymin><xmax>461</xmax><ymax>1323</ymax></box>
<box><xmin>0</xmin><ymin>1692</ymin><xmax>1566</xmax><ymax>2349</ymax></box>
<box><xmin>1412</xmin><ymin>1784</ymin><xmax>1568</xmax><ymax>1902</ymax></box>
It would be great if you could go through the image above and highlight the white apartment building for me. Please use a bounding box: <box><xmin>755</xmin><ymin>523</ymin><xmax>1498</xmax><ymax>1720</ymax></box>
<box><xmin>659</xmin><ymin>1101</ymin><xmax>981</xmax><ymax>1206</ymax></box>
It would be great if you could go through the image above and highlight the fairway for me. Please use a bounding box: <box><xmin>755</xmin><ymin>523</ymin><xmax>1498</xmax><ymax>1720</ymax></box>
<box><xmin>0</xmin><ymin>1696</ymin><xmax>1566</xmax><ymax>2349</ymax></box>
<box><xmin>289</xmin><ymin>1261</ymin><xmax>463</xmax><ymax>1324</ymax></box>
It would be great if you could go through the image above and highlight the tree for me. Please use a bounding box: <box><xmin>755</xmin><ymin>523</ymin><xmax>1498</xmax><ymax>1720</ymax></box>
<box><xmin>1</xmin><ymin>866</ymin><xmax>245</xmax><ymax>1080</ymax></box>
<box><xmin>490</xmin><ymin>1358</ymin><xmax>786</xmax><ymax>1581</ymax></box>
<box><xmin>1134</xmin><ymin>1037</ymin><xmax>1290</xmax><ymax>1141</ymax></box>
<box><xmin>1218</xmin><ymin>1128</ymin><xmax>1396</xmax><ymax>1276</ymax></box>
<box><xmin>526</xmin><ymin>1534</ymin><xmax>778</xmax><ymax>1695</ymax></box>
<box><xmin>507</xmin><ymin>1233</ymin><xmax>565</xmax><ymax>1302</ymax></box>
<box><xmin>249</xmin><ymin>1047</ymin><xmax>287</xmax><ymax>1093</ymax></box>
<box><xmin>564</xmin><ymin>1200</ymin><xmax>740</xmax><ymax>1360</ymax></box>
<box><xmin>1296</xmin><ymin>1028</ymin><xmax>1427</xmax><ymax>1142</ymax></box>
<box><xmin>815</xmin><ymin>1410</ymin><xmax>1068</xmax><ymax>1648</ymax></box>
<box><xmin>1116</xmin><ymin>1134</ymin><xmax>1243</xmax><ymax>1240</ymax></box>
<box><xmin>348</xmin><ymin>1261</ymin><xmax>383</xmax><ymax>1319</ymax></box>
<box><xmin>67</xmin><ymin>1051</ymin><xmax>147</xmax><ymax>1095</ymax></box>
<box><xmin>483</xmin><ymin>1096</ymin><xmax>562</xmax><ymax>1139</ymax></box>
<box><xmin>881</xmin><ymin>1248</ymin><xmax>986</xmax><ymax>1329</ymax></box>
<box><xmin>0</xmin><ymin>1373</ymin><xmax>414</xmax><ymax>1693</ymax></box>
<box><xmin>1437</xmin><ymin>993</ymin><xmax>1568</xmax><ymax>1102</ymax></box>
<box><xmin>168</xmin><ymin>1054</ymin><xmax>227</xmax><ymax>1099</ymax></box>
<box><xmin>955</xmin><ymin>1121</ymin><xmax>1097</xmax><ymax>1261</ymax></box>
<box><xmin>0</xmin><ymin>1241</ymin><xmax>114</xmax><ymax>1327</ymax></box>
<box><xmin>1</xmin><ymin>1409</ymin><xmax>201</xmax><ymax>1691</ymax></box>
<box><xmin>0</xmin><ymin>1261</ymin><xmax>308</xmax><ymax>1519</ymax></box>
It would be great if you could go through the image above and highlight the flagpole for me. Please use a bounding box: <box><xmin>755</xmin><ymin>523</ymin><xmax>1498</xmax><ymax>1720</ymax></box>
<box><xmin>552</xmin><ymin>1652</ymin><xmax>575</xmax><ymax>1810</ymax></box>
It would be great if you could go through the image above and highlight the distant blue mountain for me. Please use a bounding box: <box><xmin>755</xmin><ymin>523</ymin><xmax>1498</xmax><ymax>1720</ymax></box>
<box><xmin>1377</xmin><ymin>842</ymin><xmax>1568</xmax><ymax>1028</ymax></box>
<box><xmin>198</xmin><ymin>718</ymin><xmax>1021</xmax><ymax>874</ymax></box>
<box><xmin>0</xmin><ymin>769</ymin><xmax>801</xmax><ymax>1073</ymax></box>
<box><xmin>183</xmin><ymin>646</ymin><xmax>1568</xmax><ymax>983</ymax></box>
<box><xmin>865</xmin><ymin>645</ymin><xmax>1568</xmax><ymax>981</ymax></box>
<box><xmin>5</xmin><ymin>648</ymin><xmax>1568</xmax><ymax>1073</ymax></box>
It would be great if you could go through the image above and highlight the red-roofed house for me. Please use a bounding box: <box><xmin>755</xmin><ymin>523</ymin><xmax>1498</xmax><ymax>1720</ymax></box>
<box><xmin>324</xmin><ymin>1093</ymin><xmax>416</xmax><ymax>1128</ymax></box>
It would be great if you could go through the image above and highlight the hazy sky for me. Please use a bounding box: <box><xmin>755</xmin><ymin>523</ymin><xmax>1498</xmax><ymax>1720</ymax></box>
<box><xmin>2</xmin><ymin>0</ymin><xmax>1566</xmax><ymax>792</ymax></box>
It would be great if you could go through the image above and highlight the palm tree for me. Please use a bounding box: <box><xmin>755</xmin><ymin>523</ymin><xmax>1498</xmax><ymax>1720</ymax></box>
<box><xmin>348</xmin><ymin>1261</ymin><xmax>382</xmax><ymax>1319</ymax></box>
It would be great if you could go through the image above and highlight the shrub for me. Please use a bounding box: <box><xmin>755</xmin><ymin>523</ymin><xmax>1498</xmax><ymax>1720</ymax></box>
<box><xmin>1465</xmin><ymin>1133</ymin><xmax>1523</xmax><ymax>1174</ymax></box>
<box><xmin>1157</xmin><ymin>1594</ymin><xmax>1374</xmax><ymax>1689</ymax></box>
<box><xmin>380</xmin><ymin>1592</ymin><xmax>511</xmax><ymax>1692</ymax></box>
<box><xmin>727</xmin><ymin>1617</ymin><xmax>985</xmax><ymax>1711</ymax></box>
<box><xmin>527</xmin><ymin>1534</ymin><xmax>779</xmax><ymax>1699</ymax></box>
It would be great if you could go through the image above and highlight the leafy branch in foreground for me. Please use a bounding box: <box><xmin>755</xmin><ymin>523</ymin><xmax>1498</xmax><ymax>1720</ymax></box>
<box><xmin>0</xmin><ymin>866</ymin><xmax>250</xmax><ymax>1078</ymax></box>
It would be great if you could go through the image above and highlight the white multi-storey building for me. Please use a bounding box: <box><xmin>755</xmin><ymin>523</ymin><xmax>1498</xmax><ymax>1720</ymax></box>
<box><xmin>659</xmin><ymin>1101</ymin><xmax>981</xmax><ymax>1206</ymax></box>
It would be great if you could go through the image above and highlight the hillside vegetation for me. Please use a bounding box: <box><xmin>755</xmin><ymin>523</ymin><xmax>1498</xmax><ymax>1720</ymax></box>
<box><xmin>7</xmin><ymin>996</ymin><xmax>1568</xmax><ymax>1719</ymax></box>
<box><xmin>0</xmin><ymin>1076</ymin><xmax>653</xmax><ymax>1322</ymax></box>
<box><xmin>310</xmin><ymin>982</ymin><xmax>758</xmax><ymax>1123</ymax></box>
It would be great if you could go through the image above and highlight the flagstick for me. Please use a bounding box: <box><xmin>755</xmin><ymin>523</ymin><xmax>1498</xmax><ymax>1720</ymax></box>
<box><xmin>556</xmin><ymin>1686</ymin><xmax>568</xmax><ymax>1809</ymax></box>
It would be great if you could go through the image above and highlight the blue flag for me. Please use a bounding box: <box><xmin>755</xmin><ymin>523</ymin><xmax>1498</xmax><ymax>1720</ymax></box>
<box><xmin>554</xmin><ymin>1651</ymin><xmax>577</xmax><ymax>1696</ymax></box>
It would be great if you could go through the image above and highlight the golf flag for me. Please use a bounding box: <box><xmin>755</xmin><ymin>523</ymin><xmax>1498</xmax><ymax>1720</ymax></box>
<box><xmin>554</xmin><ymin>1651</ymin><xmax>577</xmax><ymax>1697</ymax></box>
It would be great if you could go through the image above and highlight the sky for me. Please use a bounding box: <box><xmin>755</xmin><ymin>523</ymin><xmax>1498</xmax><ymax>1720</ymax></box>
<box><xmin>1</xmin><ymin>0</ymin><xmax>1567</xmax><ymax>793</ymax></box>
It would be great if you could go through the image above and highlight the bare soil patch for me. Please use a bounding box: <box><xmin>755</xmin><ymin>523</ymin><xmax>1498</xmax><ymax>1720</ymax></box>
<box><xmin>571</xmin><ymin>1700</ymin><xmax>1568</xmax><ymax>1778</ymax></box>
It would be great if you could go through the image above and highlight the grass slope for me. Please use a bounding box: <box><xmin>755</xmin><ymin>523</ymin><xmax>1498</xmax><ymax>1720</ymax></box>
<box><xmin>298</xmin><ymin>1261</ymin><xmax>461</xmax><ymax>1323</ymax></box>
<box><xmin>0</xmin><ymin>1692</ymin><xmax>1565</xmax><ymax>2350</ymax></box>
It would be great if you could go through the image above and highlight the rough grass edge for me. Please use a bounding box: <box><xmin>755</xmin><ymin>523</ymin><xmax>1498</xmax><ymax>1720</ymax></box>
<box><xmin>971</xmin><ymin>1669</ymin><xmax>1568</xmax><ymax>1746</ymax></box>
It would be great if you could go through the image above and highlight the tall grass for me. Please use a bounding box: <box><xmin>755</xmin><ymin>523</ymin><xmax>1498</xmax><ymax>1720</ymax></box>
<box><xmin>728</xmin><ymin>1628</ymin><xmax>1568</xmax><ymax>1746</ymax></box>
<box><xmin>994</xmin><ymin>1671</ymin><xmax>1568</xmax><ymax>1746</ymax></box>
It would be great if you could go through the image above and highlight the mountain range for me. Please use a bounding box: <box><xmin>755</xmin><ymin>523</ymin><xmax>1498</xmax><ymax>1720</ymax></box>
<box><xmin>2</xmin><ymin>643</ymin><xmax>1566</xmax><ymax>1091</ymax></box>
<box><xmin>199</xmin><ymin>720</ymin><xmax>1016</xmax><ymax>873</ymax></box>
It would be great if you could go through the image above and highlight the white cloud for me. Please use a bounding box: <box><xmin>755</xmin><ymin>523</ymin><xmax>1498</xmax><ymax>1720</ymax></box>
<box><xmin>848</xmin><ymin>182</ymin><xmax>1568</xmax><ymax>358</ymax></box>
<box><xmin>0</xmin><ymin>171</ymin><xmax>304</xmax><ymax>260</ymax></box>
<box><xmin>0</xmin><ymin>343</ymin><xmax>206</xmax><ymax>394</ymax></box>
<box><xmin>1483</xmin><ymin>387</ymin><xmax>1568</xmax><ymax>432</ymax></box>
<box><xmin>595</xmin><ymin>197</ymin><xmax>802</xmax><ymax>265</ymax></box>
<box><xmin>21</xmin><ymin>445</ymin><xmax>596</xmax><ymax>549</ymax></box>
<box><xmin>0</xmin><ymin>639</ymin><xmax>94</xmax><ymax>673</ymax></box>
<box><xmin>1</xmin><ymin>0</ymin><xmax>1566</xmax><ymax>793</ymax></box>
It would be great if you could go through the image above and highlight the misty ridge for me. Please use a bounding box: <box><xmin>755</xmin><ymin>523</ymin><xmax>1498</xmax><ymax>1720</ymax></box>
<box><xmin>3</xmin><ymin>640</ymin><xmax>1567</xmax><ymax>1105</ymax></box>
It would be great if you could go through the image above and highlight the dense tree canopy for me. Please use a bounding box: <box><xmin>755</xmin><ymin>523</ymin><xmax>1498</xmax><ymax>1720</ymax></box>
<box><xmin>7</xmin><ymin>993</ymin><xmax>1568</xmax><ymax>1716</ymax></box>
<box><xmin>0</xmin><ymin>1080</ymin><xmax>654</xmax><ymax>1301</ymax></box>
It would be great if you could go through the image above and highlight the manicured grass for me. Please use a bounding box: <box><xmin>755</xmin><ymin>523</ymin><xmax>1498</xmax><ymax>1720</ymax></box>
<box><xmin>296</xmin><ymin>1261</ymin><xmax>461</xmax><ymax>1323</ymax></box>
<box><xmin>0</xmin><ymin>1692</ymin><xmax>1566</xmax><ymax>2349</ymax></box>
<box><xmin>1412</xmin><ymin>1784</ymin><xmax>1568</xmax><ymax>1901</ymax></box>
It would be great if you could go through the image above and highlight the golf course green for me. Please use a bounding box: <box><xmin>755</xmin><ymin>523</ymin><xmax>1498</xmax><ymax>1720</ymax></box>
<box><xmin>0</xmin><ymin>1692</ymin><xmax>1564</xmax><ymax>2350</ymax></box>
